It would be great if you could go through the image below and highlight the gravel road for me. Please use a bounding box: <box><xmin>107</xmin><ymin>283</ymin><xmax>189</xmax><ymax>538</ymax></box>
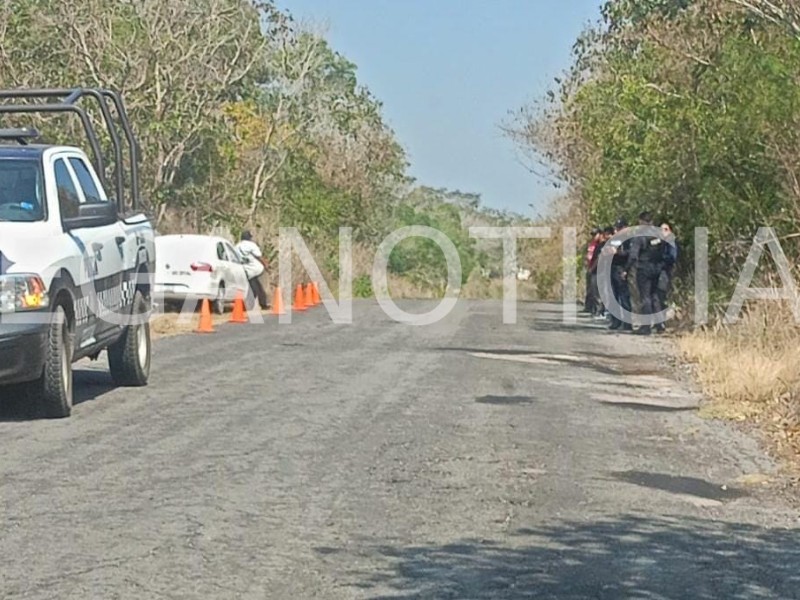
<box><xmin>1</xmin><ymin>300</ymin><xmax>798</xmax><ymax>599</ymax></box>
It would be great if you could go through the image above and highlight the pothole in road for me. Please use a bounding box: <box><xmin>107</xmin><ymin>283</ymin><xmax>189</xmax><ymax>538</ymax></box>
<box><xmin>476</xmin><ymin>395</ymin><xmax>536</xmax><ymax>406</ymax></box>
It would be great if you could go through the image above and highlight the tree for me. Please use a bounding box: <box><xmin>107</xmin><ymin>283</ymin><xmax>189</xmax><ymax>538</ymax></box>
<box><xmin>507</xmin><ymin>0</ymin><xmax>800</xmax><ymax>291</ymax></box>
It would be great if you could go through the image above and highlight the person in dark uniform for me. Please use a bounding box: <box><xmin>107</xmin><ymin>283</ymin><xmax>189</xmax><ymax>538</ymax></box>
<box><xmin>605</xmin><ymin>218</ymin><xmax>632</xmax><ymax>331</ymax></box>
<box><xmin>626</xmin><ymin>211</ymin><xmax>664</xmax><ymax>335</ymax></box>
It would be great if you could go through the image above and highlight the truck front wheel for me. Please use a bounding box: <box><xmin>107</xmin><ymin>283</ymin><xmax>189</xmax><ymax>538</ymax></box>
<box><xmin>32</xmin><ymin>304</ymin><xmax>73</xmax><ymax>419</ymax></box>
<box><xmin>108</xmin><ymin>290</ymin><xmax>151</xmax><ymax>386</ymax></box>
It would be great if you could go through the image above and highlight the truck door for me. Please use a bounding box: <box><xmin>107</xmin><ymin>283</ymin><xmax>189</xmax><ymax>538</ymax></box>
<box><xmin>54</xmin><ymin>155</ymin><xmax>126</xmax><ymax>347</ymax></box>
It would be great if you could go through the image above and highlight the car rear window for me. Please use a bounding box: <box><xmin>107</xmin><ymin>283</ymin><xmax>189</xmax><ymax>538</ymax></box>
<box><xmin>155</xmin><ymin>236</ymin><xmax>215</xmax><ymax>264</ymax></box>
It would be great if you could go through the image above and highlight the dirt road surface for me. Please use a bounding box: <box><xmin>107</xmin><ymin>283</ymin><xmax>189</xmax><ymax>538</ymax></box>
<box><xmin>1</xmin><ymin>301</ymin><xmax>798</xmax><ymax>599</ymax></box>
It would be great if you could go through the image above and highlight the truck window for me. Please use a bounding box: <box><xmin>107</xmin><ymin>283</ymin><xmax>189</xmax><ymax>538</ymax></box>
<box><xmin>216</xmin><ymin>242</ymin><xmax>228</xmax><ymax>261</ymax></box>
<box><xmin>54</xmin><ymin>159</ymin><xmax>80</xmax><ymax>219</ymax></box>
<box><xmin>0</xmin><ymin>159</ymin><xmax>44</xmax><ymax>222</ymax></box>
<box><xmin>68</xmin><ymin>157</ymin><xmax>104</xmax><ymax>203</ymax></box>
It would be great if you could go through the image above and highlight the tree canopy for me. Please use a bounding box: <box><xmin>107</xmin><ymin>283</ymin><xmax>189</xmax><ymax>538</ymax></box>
<box><xmin>508</xmin><ymin>0</ymin><xmax>800</xmax><ymax>296</ymax></box>
<box><xmin>0</xmin><ymin>0</ymin><xmax>407</xmax><ymax>245</ymax></box>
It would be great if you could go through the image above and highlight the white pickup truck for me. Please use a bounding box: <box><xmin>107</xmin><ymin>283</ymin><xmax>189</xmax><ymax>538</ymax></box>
<box><xmin>0</xmin><ymin>89</ymin><xmax>155</xmax><ymax>418</ymax></box>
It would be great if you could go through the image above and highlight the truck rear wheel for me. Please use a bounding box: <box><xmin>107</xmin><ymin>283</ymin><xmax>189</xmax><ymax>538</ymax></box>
<box><xmin>32</xmin><ymin>305</ymin><xmax>73</xmax><ymax>419</ymax></box>
<box><xmin>108</xmin><ymin>290</ymin><xmax>151</xmax><ymax>386</ymax></box>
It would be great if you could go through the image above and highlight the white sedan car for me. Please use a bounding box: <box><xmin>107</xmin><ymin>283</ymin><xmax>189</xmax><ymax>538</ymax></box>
<box><xmin>154</xmin><ymin>234</ymin><xmax>253</xmax><ymax>313</ymax></box>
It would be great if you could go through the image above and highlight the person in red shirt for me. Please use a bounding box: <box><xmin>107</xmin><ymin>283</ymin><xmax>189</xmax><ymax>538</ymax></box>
<box><xmin>583</xmin><ymin>228</ymin><xmax>602</xmax><ymax>314</ymax></box>
<box><xmin>588</xmin><ymin>227</ymin><xmax>613</xmax><ymax>318</ymax></box>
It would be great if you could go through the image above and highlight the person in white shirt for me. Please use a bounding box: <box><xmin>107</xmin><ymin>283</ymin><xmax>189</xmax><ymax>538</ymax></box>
<box><xmin>236</xmin><ymin>231</ymin><xmax>269</xmax><ymax>309</ymax></box>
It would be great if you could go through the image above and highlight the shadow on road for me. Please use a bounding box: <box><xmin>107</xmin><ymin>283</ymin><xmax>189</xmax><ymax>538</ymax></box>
<box><xmin>72</xmin><ymin>369</ymin><xmax>118</xmax><ymax>406</ymax></box>
<box><xmin>0</xmin><ymin>368</ymin><xmax>117</xmax><ymax>421</ymax></box>
<box><xmin>530</xmin><ymin>319</ymin><xmax>610</xmax><ymax>334</ymax></box>
<box><xmin>608</xmin><ymin>470</ymin><xmax>748</xmax><ymax>501</ymax></box>
<box><xmin>343</xmin><ymin>515</ymin><xmax>800</xmax><ymax>599</ymax></box>
<box><xmin>598</xmin><ymin>401</ymin><xmax>697</xmax><ymax>413</ymax></box>
<box><xmin>475</xmin><ymin>395</ymin><xmax>536</xmax><ymax>406</ymax></box>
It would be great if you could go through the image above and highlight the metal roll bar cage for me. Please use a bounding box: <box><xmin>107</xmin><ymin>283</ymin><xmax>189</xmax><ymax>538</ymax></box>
<box><xmin>0</xmin><ymin>88</ymin><xmax>140</xmax><ymax>212</ymax></box>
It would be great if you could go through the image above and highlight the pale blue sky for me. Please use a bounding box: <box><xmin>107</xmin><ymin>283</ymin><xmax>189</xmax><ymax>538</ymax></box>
<box><xmin>278</xmin><ymin>0</ymin><xmax>603</xmax><ymax>215</ymax></box>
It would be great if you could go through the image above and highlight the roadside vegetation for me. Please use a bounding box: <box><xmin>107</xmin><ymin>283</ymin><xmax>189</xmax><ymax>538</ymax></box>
<box><xmin>0</xmin><ymin>0</ymin><xmax>542</xmax><ymax>299</ymax></box>
<box><xmin>507</xmin><ymin>0</ymin><xmax>800</xmax><ymax>464</ymax></box>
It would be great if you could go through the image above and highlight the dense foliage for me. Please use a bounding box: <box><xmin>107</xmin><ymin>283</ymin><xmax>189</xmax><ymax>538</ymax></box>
<box><xmin>0</xmin><ymin>0</ymin><xmax>405</xmax><ymax>243</ymax></box>
<box><xmin>0</xmin><ymin>0</ymin><xmax>536</xmax><ymax>294</ymax></box>
<box><xmin>508</xmin><ymin>0</ymin><xmax>800</xmax><ymax>300</ymax></box>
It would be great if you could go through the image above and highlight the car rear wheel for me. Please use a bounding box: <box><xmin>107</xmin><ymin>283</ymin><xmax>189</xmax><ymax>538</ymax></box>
<box><xmin>108</xmin><ymin>290</ymin><xmax>151</xmax><ymax>387</ymax></box>
<box><xmin>214</xmin><ymin>283</ymin><xmax>226</xmax><ymax>315</ymax></box>
<box><xmin>31</xmin><ymin>304</ymin><xmax>73</xmax><ymax>419</ymax></box>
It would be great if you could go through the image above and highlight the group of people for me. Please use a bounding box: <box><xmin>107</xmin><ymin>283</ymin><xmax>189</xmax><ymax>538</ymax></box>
<box><xmin>583</xmin><ymin>211</ymin><xmax>678</xmax><ymax>335</ymax></box>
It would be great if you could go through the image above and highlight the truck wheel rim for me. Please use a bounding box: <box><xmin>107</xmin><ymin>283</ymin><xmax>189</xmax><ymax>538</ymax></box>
<box><xmin>137</xmin><ymin>324</ymin><xmax>148</xmax><ymax>367</ymax></box>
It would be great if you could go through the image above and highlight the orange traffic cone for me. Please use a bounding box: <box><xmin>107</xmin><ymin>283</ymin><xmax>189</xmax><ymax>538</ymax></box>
<box><xmin>270</xmin><ymin>286</ymin><xmax>286</xmax><ymax>316</ymax></box>
<box><xmin>304</xmin><ymin>283</ymin><xmax>314</xmax><ymax>307</ymax></box>
<box><xmin>312</xmin><ymin>282</ymin><xmax>321</xmax><ymax>305</ymax></box>
<box><xmin>293</xmin><ymin>284</ymin><xmax>307</xmax><ymax>312</ymax></box>
<box><xmin>196</xmin><ymin>298</ymin><xmax>215</xmax><ymax>333</ymax></box>
<box><xmin>230</xmin><ymin>291</ymin><xmax>247</xmax><ymax>324</ymax></box>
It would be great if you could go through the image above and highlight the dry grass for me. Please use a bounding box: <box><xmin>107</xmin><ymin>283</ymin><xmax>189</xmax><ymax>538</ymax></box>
<box><xmin>149</xmin><ymin>308</ymin><xmax>272</xmax><ymax>339</ymax></box>
<box><xmin>386</xmin><ymin>275</ymin><xmax>439</xmax><ymax>299</ymax></box>
<box><xmin>461</xmin><ymin>274</ymin><xmax>506</xmax><ymax>300</ymax></box>
<box><xmin>384</xmin><ymin>271</ymin><xmax>542</xmax><ymax>301</ymax></box>
<box><xmin>678</xmin><ymin>303</ymin><xmax>800</xmax><ymax>463</ymax></box>
<box><xmin>679</xmin><ymin>304</ymin><xmax>800</xmax><ymax>408</ymax></box>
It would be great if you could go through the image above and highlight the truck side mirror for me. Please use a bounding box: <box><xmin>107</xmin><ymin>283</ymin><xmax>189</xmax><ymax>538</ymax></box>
<box><xmin>62</xmin><ymin>201</ymin><xmax>118</xmax><ymax>230</ymax></box>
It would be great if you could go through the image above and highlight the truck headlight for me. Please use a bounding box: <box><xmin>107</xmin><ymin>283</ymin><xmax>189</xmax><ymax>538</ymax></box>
<box><xmin>0</xmin><ymin>274</ymin><xmax>49</xmax><ymax>313</ymax></box>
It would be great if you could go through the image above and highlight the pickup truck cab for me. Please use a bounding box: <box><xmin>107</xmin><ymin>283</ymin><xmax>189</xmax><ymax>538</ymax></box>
<box><xmin>0</xmin><ymin>89</ymin><xmax>155</xmax><ymax>418</ymax></box>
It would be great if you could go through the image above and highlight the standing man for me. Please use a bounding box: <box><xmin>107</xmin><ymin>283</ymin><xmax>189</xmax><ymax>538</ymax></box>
<box><xmin>627</xmin><ymin>211</ymin><xmax>664</xmax><ymax>335</ymax></box>
<box><xmin>236</xmin><ymin>230</ymin><xmax>270</xmax><ymax>310</ymax></box>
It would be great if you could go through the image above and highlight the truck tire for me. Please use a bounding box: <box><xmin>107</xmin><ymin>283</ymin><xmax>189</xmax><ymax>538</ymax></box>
<box><xmin>108</xmin><ymin>290</ymin><xmax>151</xmax><ymax>386</ymax></box>
<box><xmin>32</xmin><ymin>305</ymin><xmax>73</xmax><ymax>419</ymax></box>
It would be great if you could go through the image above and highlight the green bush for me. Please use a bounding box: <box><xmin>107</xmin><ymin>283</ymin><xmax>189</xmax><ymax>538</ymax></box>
<box><xmin>353</xmin><ymin>275</ymin><xmax>374</xmax><ymax>298</ymax></box>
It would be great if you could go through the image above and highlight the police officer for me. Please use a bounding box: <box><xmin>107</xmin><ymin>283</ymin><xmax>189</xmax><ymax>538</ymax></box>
<box><xmin>626</xmin><ymin>211</ymin><xmax>664</xmax><ymax>335</ymax></box>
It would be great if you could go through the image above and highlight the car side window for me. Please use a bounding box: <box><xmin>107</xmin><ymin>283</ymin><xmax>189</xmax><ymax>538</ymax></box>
<box><xmin>68</xmin><ymin>158</ymin><xmax>104</xmax><ymax>203</ymax></box>
<box><xmin>54</xmin><ymin>159</ymin><xmax>80</xmax><ymax>219</ymax></box>
<box><xmin>216</xmin><ymin>242</ymin><xmax>227</xmax><ymax>261</ymax></box>
<box><xmin>225</xmin><ymin>243</ymin><xmax>241</xmax><ymax>263</ymax></box>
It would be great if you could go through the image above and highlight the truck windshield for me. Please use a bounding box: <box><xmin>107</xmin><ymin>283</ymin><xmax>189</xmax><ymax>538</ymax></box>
<box><xmin>0</xmin><ymin>159</ymin><xmax>45</xmax><ymax>222</ymax></box>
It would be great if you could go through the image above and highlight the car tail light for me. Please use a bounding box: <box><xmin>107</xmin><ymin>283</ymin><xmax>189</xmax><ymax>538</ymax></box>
<box><xmin>190</xmin><ymin>262</ymin><xmax>213</xmax><ymax>272</ymax></box>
